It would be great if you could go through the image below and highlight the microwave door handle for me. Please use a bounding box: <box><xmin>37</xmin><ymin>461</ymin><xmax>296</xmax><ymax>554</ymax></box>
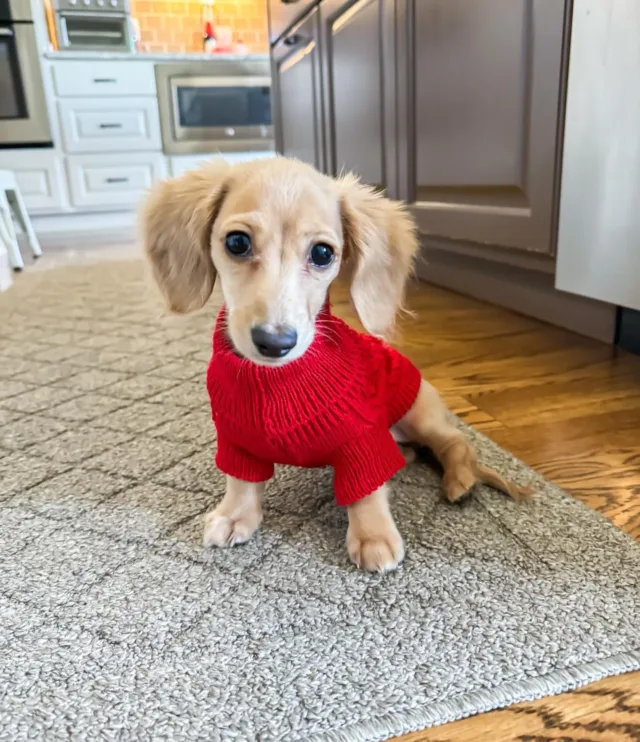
<box><xmin>69</xmin><ymin>30</ymin><xmax>123</xmax><ymax>37</ymax></box>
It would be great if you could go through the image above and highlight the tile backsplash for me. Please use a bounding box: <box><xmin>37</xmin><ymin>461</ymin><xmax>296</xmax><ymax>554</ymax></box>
<box><xmin>130</xmin><ymin>0</ymin><xmax>268</xmax><ymax>54</ymax></box>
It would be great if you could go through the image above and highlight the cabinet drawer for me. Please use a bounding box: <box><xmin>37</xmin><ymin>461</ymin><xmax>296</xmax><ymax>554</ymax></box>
<box><xmin>0</xmin><ymin>150</ymin><xmax>67</xmax><ymax>213</ymax></box>
<box><xmin>52</xmin><ymin>60</ymin><xmax>156</xmax><ymax>97</ymax></box>
<box><xmin>58</xmin><ymin>98</ymin><xmax>161</xmax><ymax>153</ymax></box>
<box><xmin>67</xmin><ymin>153</ymin><xmax>167</xmax><ymax>209</ymax></box>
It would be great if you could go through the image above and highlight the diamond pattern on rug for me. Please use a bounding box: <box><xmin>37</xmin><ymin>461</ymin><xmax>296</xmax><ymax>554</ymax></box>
<box><xmin>1</xmin><ymin>260</ymin><xmax>639</xmax><ymax>742</ymax></box>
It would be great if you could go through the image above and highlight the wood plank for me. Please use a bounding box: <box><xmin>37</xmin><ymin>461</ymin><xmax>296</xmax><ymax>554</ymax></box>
<box><xmin>437</xmin><ymin>392</ymin><xmax>504</xmax><ymax>432</ymax></box>
<box><xmin>468</xmin><ymin>377</ymin><xmax>640</xmax><ymax>426</ymax></box>
<box><xmin>398</xmin><ymin>676</ymin><xmax>640</xmax><ymax>742</ymax></box>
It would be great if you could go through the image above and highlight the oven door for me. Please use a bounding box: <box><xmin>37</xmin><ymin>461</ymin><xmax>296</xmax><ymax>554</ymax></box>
<box><xmin>169</xmin><ymin>76</ymin><xmax>273</xmax><ymax>154</ymax></box>
<box><xmin>0</xmin><ymin>22</ymin><xmax>51</xmax><ymax>147</ymax></box>
<box><xmin>57</xmin><ymin>12</ymin><xmax>133</xmax><ymax>52</ymax></box>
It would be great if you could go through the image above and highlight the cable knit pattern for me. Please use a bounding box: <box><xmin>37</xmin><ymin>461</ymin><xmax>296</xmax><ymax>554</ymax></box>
<box><xmin>206</xmin><ymin>304</ymin><xmax>423</xmax><ymax>505</ymax></box>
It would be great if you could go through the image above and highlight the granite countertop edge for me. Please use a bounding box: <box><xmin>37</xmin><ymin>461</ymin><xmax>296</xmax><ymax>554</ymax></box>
<box><xmin>43</xmin><ymin>51</ymin><xmax>270</xmax><ymax>62</ymax></box>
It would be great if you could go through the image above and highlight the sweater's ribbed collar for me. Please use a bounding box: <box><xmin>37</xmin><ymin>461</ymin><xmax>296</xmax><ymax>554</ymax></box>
<box><xmin>209</xmin><ymin>302</ymin><xmax>365</xmax><ymax>423</ymax></box>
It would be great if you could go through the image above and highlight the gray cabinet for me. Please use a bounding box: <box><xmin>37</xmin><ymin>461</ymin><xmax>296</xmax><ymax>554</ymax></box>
<box><xmin>319</xmin><ymin>0</ymin><xmax>396</xmax><ymax>192</ymax></box>
<box><xmin>269</xmin><ymin>0</ymin><xmax>618</xmax><ymax>340</ymax></box>
<box><xmin>271</xmin><ymin>0</ymin><xmax>569</xmax><ymax>254</ymax></box>
<box><xmin>398</xmin><ymin>0</ymin><xmax>568</xmax><ymax>255</ymax></box>
<box><xmin>267</xmin><ymin>0</ymin><xmax>317</xmax><ymax>43</ymax></box>
<box><xmin>271</xmin><ymin>10</ymin><xmax>325</xmax><ymax>171</ymax></box>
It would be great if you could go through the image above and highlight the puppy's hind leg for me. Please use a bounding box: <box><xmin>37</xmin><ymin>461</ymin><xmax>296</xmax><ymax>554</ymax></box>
<box><xmin>396</xmin><ymin>380</ymin><xmax>530</xmax><ymax>503</ymax></box>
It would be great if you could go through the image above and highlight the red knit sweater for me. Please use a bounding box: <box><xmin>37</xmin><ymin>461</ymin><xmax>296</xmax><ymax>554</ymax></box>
<box><xmin>206</xmin><ymin>304</ymin><xmax>422</xmax><ymax>506</ymax></box>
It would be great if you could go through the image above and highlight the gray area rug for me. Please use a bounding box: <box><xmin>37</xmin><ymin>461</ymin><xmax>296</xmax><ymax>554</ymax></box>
<box><xmin>1</xmin><ymin>260</ymin><xmax>639</xmax><ymax>742</ymax></box>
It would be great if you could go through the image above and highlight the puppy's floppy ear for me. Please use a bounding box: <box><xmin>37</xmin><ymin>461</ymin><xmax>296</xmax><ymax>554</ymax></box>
<box><xmin>337</xmin><ymin>173</ymin><xmax>419</xmax><ymax>337</ymax></box>
<box><xmin>141</xmin><ymin>160</ymin><xmax>231</xmax><ymax>314</ymax></box>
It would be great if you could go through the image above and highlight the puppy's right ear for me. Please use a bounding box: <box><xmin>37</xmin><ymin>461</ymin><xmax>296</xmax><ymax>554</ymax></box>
<box><xmin>141</xmin><ymin>161</ymin><xmax>231</xmax><ymax>314</ymax></box>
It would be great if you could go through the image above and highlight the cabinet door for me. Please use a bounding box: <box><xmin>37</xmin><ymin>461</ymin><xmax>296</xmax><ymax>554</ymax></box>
<box><xmin>268</xmin><ymin>0</ymin><xmax>317</xmax><ymax>43</ymax></box>
<box><xmin>320</xmin><ymin>0</ymin><xmax>395</xmax><ymax>192</ymax></box>
<box><xmin>0</xmin><ymin>150</ymin><xmax>67</xmax><ymax>213</ymax></box>
<box><xmin>271</xmin><ymin>10</ymin><xmax>325</xmax><ymax>171</ymax></box>
<box><xmin>399</xmin><ymin>0</ymin><xmax>568</xmax><ymax>254</ymax></box>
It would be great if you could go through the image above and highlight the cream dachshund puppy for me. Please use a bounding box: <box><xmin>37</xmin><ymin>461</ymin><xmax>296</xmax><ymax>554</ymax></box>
<box><xmin>142</xmin><ymin>156</ymin><xmax>527</xmax><ymax>573</ymax></box>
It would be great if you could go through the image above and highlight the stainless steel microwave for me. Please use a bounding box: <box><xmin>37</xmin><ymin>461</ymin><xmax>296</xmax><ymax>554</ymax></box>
<box><xmin>155</xmin><ymin>59</ymin><xmax>273</xmax><ymax>156</ymax></box>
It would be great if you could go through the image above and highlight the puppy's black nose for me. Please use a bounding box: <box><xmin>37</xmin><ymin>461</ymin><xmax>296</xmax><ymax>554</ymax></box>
<box><xmin>251</xmin><ymin>325</ymin><xmax>298</xmax><ymax>358</ymax></box>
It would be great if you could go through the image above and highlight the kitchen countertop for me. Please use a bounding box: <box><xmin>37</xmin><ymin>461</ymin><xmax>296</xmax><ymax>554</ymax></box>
<box><xmin>44</xmin><ymin>51</ymin><xmax>270</xmax><ymax>62</ymax></box>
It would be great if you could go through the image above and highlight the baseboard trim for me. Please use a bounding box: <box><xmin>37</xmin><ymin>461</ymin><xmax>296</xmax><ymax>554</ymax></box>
<box><xmin>420</xmin><ymin>235</ymin><xmax>557</xmax><ymax>274</ymax></box>
<box><xmin>417</xmin><ymin>246</ymin><xmax>617</xmax><ymax>343</ymax></box>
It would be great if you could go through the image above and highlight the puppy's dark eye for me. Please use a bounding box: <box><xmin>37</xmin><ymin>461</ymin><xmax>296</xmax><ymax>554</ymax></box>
<box><xmin>309</xmin><ymin>243</ymin><xmax>334</xmax><ymax>268</ymax></box>
<box><xmin>225</xmin><ymin>231</ymin><xmax>252</xmax><ymax>257</ymax></box>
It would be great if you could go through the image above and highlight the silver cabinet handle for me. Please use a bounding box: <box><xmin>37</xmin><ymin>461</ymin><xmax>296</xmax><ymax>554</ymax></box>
<box><xmin>0</xmin><ymin>28</ymin><xmax>14</xmax><ymax>36</ymax></box>
<box><xmin>93</xmin><ymin>78</ymin><xmax>117</xmax><ymax>83</ymax></box>
<box><xmin>105</xmin><ymin>177</ymin><xmax>129</xmax><ymax>184</ymax></box>
<box><xmin>98</xmin><ymin>123</ymin><xmax>123</xmax><ymax>129</ymax></box>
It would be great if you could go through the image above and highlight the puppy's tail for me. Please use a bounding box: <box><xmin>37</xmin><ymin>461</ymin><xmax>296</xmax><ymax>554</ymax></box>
<box><xmin>474</xmin><ymin>462</ymin><xmax>533</xmax><ymax>503</ymax></box>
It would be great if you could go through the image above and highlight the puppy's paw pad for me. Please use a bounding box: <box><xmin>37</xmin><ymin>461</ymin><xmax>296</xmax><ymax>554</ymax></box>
<box><xmin>202</xmin><ymin>512</ymin><xmax>259</xmax><ymax>548</ymax></box>
<box><xmin>347</xmin><ymin>532</ymin><xmax>404</xmax><ymax>573</ymax></box>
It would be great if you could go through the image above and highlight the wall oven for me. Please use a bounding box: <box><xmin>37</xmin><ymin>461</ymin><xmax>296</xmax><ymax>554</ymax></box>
<box><xmin>0</xmin><ymin>0</ymin><xmax>52</xmax><ymax>147</ymax></box>
<box><xmin>53</xmin><ymin>0</ymin><xmax>134</xmax><ymax>53</ymax></box>
<box><xmin>155</xmin><ymin>59</ymin><xmax>273</xmax><ymax>156</ymax></box>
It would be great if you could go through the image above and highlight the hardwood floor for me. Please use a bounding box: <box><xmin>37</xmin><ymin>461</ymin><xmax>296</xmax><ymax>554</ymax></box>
<box><xmin>333</xmin><ymin>280</ymin><xmax>640</xmax><ymax>742</ymax></box>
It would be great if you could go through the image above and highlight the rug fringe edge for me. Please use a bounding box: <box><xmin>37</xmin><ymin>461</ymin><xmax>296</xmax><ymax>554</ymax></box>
<box><xmin>303</xmin><ymin>649</ymin><xmax>640</xmax><ymax>742</ymax></box>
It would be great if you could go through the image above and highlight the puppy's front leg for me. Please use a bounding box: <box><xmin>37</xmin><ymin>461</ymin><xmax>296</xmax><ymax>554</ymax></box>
<box><xmin>346</xmin><ymin>485</ymin><xmax>404</xmax><ymax>572</ymax></box>
<box><xmin>203</xmin><ymin>475</ymin><xmax>265</xmax><ymax>548</ymax></box>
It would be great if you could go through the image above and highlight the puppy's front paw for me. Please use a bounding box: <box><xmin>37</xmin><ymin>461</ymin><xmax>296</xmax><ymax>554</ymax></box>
<box><xmin>202</xmin><ymin>509</ymin><xmax>261</xmax><ymax>548</ymax></box>
<box><xmin>346</xmin><ymin>525</ymin><xmax>404</xmax><ymax>573</ymax></box>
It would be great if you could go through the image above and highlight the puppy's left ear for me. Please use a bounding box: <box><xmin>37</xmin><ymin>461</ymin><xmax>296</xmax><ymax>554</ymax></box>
<box><xmin>337</xmin><ymin>173</ymin><xmax>419</xmax><ymax>337</ymax></box>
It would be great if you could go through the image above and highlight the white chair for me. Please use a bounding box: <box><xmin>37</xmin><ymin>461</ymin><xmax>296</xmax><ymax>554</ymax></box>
<box><xmin>0</xmin><ymin>170</ymin><xmax>42</xmax><ymax>271</ymax></box>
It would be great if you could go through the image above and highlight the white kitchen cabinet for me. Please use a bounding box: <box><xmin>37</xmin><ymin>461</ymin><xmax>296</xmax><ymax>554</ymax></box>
<box><xmin>168</xmin><ymin>151</ymin><xmax>276</xmax><ymax>179</ymax></box>
<box><xmin>0</xmin><ymin>150</ymin><xmax>67</xmax><ymax>213</ymax></box>
<box><xmin>66</xmin><ymin>152</ymin><xmax>168</xmax><ymax>209</ymax></box>
<box><xmin>52</xmin><ymin>60</ymin><xmax>156</xmax><ymax>98</ymax></box>
<box><xmin>58</xmin><ymin>97</ymin><xmax>162</xmax><ymax>154</ymax></box>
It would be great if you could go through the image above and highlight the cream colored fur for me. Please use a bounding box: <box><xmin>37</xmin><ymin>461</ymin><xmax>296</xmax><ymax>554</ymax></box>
<box><xmin>142</xmin><ymin>156</ymin><xmax>528</xmax><ymax>573</ymax></box>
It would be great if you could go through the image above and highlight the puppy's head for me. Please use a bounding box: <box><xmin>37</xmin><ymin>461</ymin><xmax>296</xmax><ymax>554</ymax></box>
<box><xmin>142</xmin><ymin>157</ymin><xmax>418</xmax><ymax>366</ymax></box>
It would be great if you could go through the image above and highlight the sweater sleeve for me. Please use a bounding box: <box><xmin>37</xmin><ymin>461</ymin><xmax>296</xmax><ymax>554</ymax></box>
<box><xmin>331</xmin><ymin>426</ymin><xmax>407</xmax><ymax>506</ymax></box>
<box><xmin>215</xmin><ymin>435</ymin><xmax>274</xmax><ymax>483</ymax></box>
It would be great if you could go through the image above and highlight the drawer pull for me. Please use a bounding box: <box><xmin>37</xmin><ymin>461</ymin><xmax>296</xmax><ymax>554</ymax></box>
<box><xmin>98</xmin><ymin>123</ymin><xmax>123</xmax><ymax>129</ymax></box>
<box><xmin>105</xmin><ymin>177</ymin><xmax>129</xmax><ymax>184</ymax></box>
<box><xmin>93</xmin><ymin>78</ymin><xmax>117</xmax><ymax>83</ymax></box>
